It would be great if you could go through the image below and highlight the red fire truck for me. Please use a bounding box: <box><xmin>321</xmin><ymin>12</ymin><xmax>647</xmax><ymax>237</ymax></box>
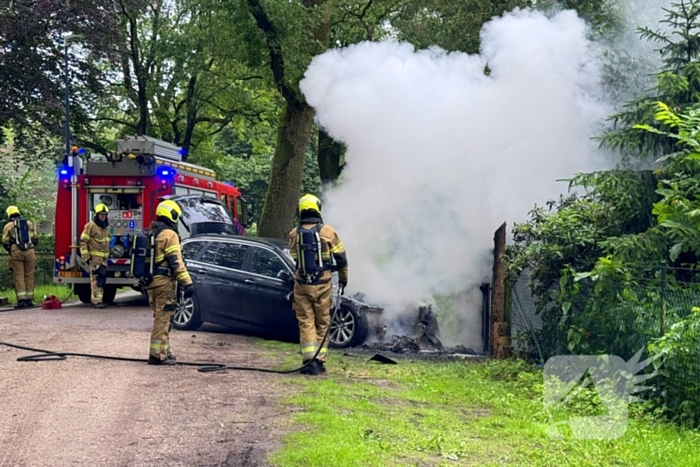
<box><xmin>53</xmin><ymin>135</ymin><xmax>254</xmax><ymax>304</ymax></box>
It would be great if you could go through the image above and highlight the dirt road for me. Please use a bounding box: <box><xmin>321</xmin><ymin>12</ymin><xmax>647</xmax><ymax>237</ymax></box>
<box><xmin>0</xmin><ymin>293</ymin><xmax>296</xmax><ymax>467</ymax></box>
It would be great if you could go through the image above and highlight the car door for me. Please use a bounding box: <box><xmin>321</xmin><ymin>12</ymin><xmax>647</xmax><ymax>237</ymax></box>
<box><xmin>239</xmin><ymin>245</ymin><xmax>297</xmax><ymax>338</ymax></box>
<box><xmin>206</xmin><ymin>241</ymin><xmax>250</xmax><ymax>326</ymax></box>
<box><xmin>183</xmin><ymin>241</ymin><xmax>219</xmax><ymax>323</ymax></box>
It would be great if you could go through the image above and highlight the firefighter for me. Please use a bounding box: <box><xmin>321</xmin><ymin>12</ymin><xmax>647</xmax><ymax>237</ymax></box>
<box><xmin>147</xmin><ymin>199</ymin><xmax>194</xmax><ymax>365</ymax></box>
<box><xmin>1</xmin><ymin>206</ymin><xmax>38</xmax><ymax>308</ymax></box>
<box><xmin>288</xmin><ymin>194</ymin><xmax>348</xmax><ymax>376</ymax></box>
<box><xmin>80</xmin><ymin>203</ymin><xmax>111</xmax><ymax>309</ymax></box>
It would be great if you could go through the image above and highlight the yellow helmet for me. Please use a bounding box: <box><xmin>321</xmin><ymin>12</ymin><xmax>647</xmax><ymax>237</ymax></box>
<box><xmin>6</xmin><ymin>206</ymin><xmax>20</xmax><ymax>218</ymax></box>
<box><xmin>155</xmin><ymin>199</ymin><xmax>182</xmax><ymax>223</ymax></box>
<box><xmin>298</xmin><ymin>194</ymin><xmax>322</xmax><ymax>214</ymax></box>
<box><xmin>95</xmin><ymin>203</ymin><xmax>109</xmax><ymax>214</ymax></box>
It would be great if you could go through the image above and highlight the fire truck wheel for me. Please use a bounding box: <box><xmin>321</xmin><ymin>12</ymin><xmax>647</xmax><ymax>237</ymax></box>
<box><xmin>102</xmin><ymin>285</ymin><xmax>118</xmax><ymax>304</ymax></box>
<box><xmin>75</xmin><ymin>284</ymin><xmax>92</xmax><ymax>304</ymax></box>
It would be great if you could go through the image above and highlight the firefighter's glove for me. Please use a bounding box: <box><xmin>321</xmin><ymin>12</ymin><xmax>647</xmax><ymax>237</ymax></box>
<box><xmin>182</xmin><ymin>284</ymin><xmax>195</xmax><ymax>299</ymax></box>
<box><xmin>339</xmin><ymin>281</ymin><xmax>347</xmax><ymax>295</ymax></box>
<box><xmin>2</xmin><ymin>243</ymin><xmax>10</xmax><ymax>253</ymax></box>
<box><xmin>97</xmin><ymin>264</ymin><xmax>108</xmax><ymax>277</ymax></box>
<box><xmin>31</xmin><ymin>238</ymin><xmax>38</xmax><ymax>246</ymax></box>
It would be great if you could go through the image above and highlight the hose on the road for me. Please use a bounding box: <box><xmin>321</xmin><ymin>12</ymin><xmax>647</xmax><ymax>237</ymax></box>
<box><xmin>0</xmin><ymin>288</ymin><xmax>342</xmax><ymax>374</ymax></box>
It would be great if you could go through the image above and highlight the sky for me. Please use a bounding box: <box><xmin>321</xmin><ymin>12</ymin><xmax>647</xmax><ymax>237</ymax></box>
<box><xmin>300</xmin><ymin>3</ymin><xmax>672</xmax><ymax>348</ymax></box>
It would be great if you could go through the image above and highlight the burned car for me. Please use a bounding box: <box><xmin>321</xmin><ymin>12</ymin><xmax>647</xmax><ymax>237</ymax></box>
<box><xmin>165</xmin><ymin>195</ymin><xmax>382</xmax><ymax>348</ymax></box>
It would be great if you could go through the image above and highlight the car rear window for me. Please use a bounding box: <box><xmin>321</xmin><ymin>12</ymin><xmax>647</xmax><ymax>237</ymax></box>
<box><xmin>248</xmin><ymin>247</ymin><xmax>288</xmax><ymax>278</ymax></box>
<box><xmin>213</xmin><ymin>242</ymin><xmax>249</xmax><ymax>270</ymax></box>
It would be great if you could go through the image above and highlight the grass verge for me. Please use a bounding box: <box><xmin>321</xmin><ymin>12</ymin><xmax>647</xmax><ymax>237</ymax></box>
<box><xmin>264</xmin><ymin>345</ymin><xmax>700</xmax><ymax>467</ymax></box>
<box><xmin>0</xmin><ymin>284</ymin><xmax>72</xmax><ymax>305</ymax></box>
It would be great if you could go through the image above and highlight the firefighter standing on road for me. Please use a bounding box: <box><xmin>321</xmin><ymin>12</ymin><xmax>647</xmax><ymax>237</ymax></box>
<box><xmin>80</xmin><ymin>203</ymin><xmax>111</xmax><ymax>309</ymax></box>
<box><xmin>147</xmin><ymin>200</ymin><xmax>194</xmax><ymax>365</ymax></box>
<box><xmin>2</xmin><ymin>206</ymin><xmax>38</xmax><ymax>308</ymax></box>
<box><xmin>288</xmin><ymin>194</ymin><xmax>348</xmax><ymax>376</ymax></box>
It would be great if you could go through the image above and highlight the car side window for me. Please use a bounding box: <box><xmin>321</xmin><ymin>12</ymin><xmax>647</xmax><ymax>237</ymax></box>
<box><xmin>198</xmin><ymin>242</ymin><xmax>220</xmax><ymax>264</ymax></box>
<box><xmin>214</xmin><ymin>242</ymin><xmax>248</xmax><ymax>270</ymax></box>
<box><xmin>248</xmin><ymin>247</ymin><xmax>288</xmax><ymax>279</ymax></box>
<box><xmin>182</xmin><ymin>241</ymin><xmax>204</xmax><ymax>261</ymax></box>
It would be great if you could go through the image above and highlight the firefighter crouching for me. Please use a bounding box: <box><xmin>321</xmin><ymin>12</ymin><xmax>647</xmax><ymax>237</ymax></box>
<box><xmin>2</xmin><ymin>206</ymin><xmax>38</xmax><ymax>308</ymax></box>
<box><xmin>80</xmin><ymin>203</ymin><xmax>111</xmax><ymax>309</ymax></box>
<box><xmin>147</xmin><ymin>200</ymin><xmax>194</xmax><ymax>365</ymax></box>
<box><xmin>288</xmin><ymin>194</ymin><xmax>348</xmax><ymax>376</ymax></box>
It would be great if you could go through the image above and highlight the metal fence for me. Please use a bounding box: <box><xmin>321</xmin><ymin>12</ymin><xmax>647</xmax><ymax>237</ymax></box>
<box><xmin>510</xmin><ymin>266</ymin><xmax>700</xmax><ymax>425</ymax></box>
<box><xmin>0</xmin><ymin>250</ymin><xmax>56</xmax><ymax>292</ymax></box>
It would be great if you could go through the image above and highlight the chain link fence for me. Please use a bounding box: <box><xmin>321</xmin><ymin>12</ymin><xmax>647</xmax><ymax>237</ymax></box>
<box><xmin>0</xmin><ymin>250</ymin><xmax>56</xmax><ymax>292</ymax></box>
<box><xmin>510</xmin><ymin>266</ymin><xmax>700</xmax><ymax>426</ymax></box>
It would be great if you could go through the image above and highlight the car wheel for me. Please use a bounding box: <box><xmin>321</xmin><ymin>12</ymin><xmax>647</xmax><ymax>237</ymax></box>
<box><xmin>172</xmin><ymin>294</ymin><xmax>203</xmax><ymax>330</ymax></box>
<box><xmin>329</xmin><ymin>301</ymin><xmax>368</xmax><ymax>348</ymax></box>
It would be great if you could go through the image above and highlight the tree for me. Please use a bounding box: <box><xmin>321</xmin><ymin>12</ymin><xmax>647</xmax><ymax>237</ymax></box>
<box><xmin>245</xmin><ymin>0</ymin><xmax>334</xmax><ymax>238</ymax></box>
<box><xmin>599</xmin><ymin>0</ymin><xmax>700</xmax><ymax>160</ymax></box>
<box><xmin>0</xmin><ymin>0</ymin><xmax>127</xmax><ymax>143</ymax></box>
<box><xmin>83</xmin><ymin>0</ymin><xmax>274</xmax><ymax>159</ymax></box>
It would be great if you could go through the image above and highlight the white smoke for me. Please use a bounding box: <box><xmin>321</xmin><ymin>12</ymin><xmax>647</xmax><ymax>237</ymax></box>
<box><xmin>299</xmin><ymin>8</ymin><xmax>629</xmax><ymax>348</ymax></box>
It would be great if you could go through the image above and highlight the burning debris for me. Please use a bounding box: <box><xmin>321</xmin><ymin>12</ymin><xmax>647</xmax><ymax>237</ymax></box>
<box><xmin>353</xmin><ymin>300</ymin><xmax>483</xmax><ymax>357</ymax></box>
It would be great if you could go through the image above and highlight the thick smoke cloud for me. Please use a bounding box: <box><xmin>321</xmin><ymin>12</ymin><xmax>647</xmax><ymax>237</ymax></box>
<box><xmin>299</xmin><ymin>8</ymin><xmax>622</xmax><ymax>348</ymax></box>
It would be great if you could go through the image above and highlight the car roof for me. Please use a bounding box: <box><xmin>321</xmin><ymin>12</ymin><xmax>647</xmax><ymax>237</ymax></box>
<box><xmin>183</xmin><ymin>234</ymin><xmax>288</xmax><ymax>251</ymax></box>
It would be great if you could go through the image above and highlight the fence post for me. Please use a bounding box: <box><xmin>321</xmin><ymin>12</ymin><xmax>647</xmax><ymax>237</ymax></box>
<box><xmin>490</xmin><ymin>222</ymin><xmax>510</xmax><ymax>358</ymax></box>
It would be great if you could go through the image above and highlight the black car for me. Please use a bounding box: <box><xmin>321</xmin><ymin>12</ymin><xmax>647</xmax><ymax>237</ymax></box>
<box><xmin>173</xmin><ymin>233</ymin><xmax>375</xmax><ymax>348</ymax></box>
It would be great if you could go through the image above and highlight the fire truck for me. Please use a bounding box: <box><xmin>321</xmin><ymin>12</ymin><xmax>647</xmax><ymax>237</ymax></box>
<box><xmin>53</xmin><ymin>135</ymin><xmax>254</xmax><ymax>304</ymax></box>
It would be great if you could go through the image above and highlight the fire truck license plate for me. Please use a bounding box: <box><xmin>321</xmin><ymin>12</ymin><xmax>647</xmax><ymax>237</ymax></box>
<box><xmin>58</xmin><ymin>271</ymin><xmax>83</xmax><ymax>277</ymax></box>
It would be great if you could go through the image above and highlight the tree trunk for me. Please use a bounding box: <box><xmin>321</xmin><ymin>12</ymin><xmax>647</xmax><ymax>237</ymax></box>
<box><xmin>317</xmin><ymin>128</ymin><xmax>345</xmax><ymax>186</ymax></box>
<box><xmin>258</xmin><ymin>102</ymin><xmax>316</xmax><ymax>239</ymax></box>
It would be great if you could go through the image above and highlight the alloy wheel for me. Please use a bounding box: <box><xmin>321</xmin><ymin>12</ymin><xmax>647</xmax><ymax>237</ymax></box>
<box><xmin>173</xmin><ymin>297</ymin><xmax>194</xmax><ymax>326</ymax></box>
<box><xmin>329</xmin><ymin>307</ymin><xmax>356</xmax><ymax>346</ymax></box>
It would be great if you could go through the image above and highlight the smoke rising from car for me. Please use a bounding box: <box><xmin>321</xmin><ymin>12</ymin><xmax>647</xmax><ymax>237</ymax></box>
<box><xmin>298</xmin><ymin>7</ymin><xmax>650</xmax><ymax>348</ymax></box>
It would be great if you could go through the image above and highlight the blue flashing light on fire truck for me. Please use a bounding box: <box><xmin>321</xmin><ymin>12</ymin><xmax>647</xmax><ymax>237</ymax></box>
<box><xmin>54</xmin><ymin>136</ymin><xmax>254</xmax><ymax>305</ymax></box>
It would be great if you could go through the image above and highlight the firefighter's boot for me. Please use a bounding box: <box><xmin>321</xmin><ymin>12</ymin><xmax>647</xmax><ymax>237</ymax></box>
<box><xmin>92</xmin><ymin>302</ymin><xmax>107</xmax><ymax>309</ymax></box>
<box><xmin>148</xmin><ymin>355</ymin><xmax>177</xmax><ymax>365</ymax></box>
<box><xmin>300</xmin><ymin>359</ymin><xmax>319</xmax><ymax>375</ymax></box>
<box><xmin>314</xmin><ymin>358</ymin><xmax>326</xmax><ymax>373</ymax></box>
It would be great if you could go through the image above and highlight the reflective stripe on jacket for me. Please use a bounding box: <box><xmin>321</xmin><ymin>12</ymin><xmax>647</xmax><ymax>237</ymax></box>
<box><xmin>79</xmin><ymin>221</ymin><xmax>110</xmax><ymax>259</ymax></box>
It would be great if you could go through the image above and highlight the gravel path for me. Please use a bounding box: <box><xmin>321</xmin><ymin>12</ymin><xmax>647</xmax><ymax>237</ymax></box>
<box><xmin>0</xmin><ymin>293</ymin><xmax>297</xmax><ymax>467</ymax></box>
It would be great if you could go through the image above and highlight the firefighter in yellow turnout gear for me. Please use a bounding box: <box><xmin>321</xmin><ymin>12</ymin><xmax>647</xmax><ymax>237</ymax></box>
<box><xmin>288</xmin><ymin>194</ymin><xmax>348</xmax><ymax>376</ymax></box>
<box><xmin>80</xmin><ymin>203</ymin><xmax>111</xmax><ymax>308</ymax></box>
<box><xmin>2</xmin><ymin>206</ymin><xmax>38</xmax><ymax>308</ymax></box>
<box><xmin>147</xmin><ymin>200</ymin><xmax>194</xmax><ymax>365</ymax></box>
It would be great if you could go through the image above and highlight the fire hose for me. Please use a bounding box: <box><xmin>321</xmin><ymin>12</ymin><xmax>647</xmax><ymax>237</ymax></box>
<box><xmin>0</xmin><ymin>286</ymin><xmax>343</xmax><ymax>374</ymax></box>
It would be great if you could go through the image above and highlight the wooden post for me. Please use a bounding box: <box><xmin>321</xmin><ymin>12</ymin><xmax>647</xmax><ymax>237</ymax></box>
<box><xmin>490</xmin><ymin>222</ymin><xmax>510</xmax><ymax>358</ymax></box>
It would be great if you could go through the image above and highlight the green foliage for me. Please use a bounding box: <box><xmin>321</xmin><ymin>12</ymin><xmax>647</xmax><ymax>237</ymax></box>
<box><xmin>648</xmin><ymin>307</ymin><xmax>700</xmax><ymax>427</ymax></box>
<box><xmin>599</xmin><ymin>0</ymin><xmax>700</xmax><ymax>159</ymax></box>
<box><xmin>0</xmin><ymin>128</ymin><xmax>61</xmax><ymax>232</ymax></box>
<box><xmin>509</xmin><ymin>104</ymin><xmax>700</xmax><ymax>427</ymax></box>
